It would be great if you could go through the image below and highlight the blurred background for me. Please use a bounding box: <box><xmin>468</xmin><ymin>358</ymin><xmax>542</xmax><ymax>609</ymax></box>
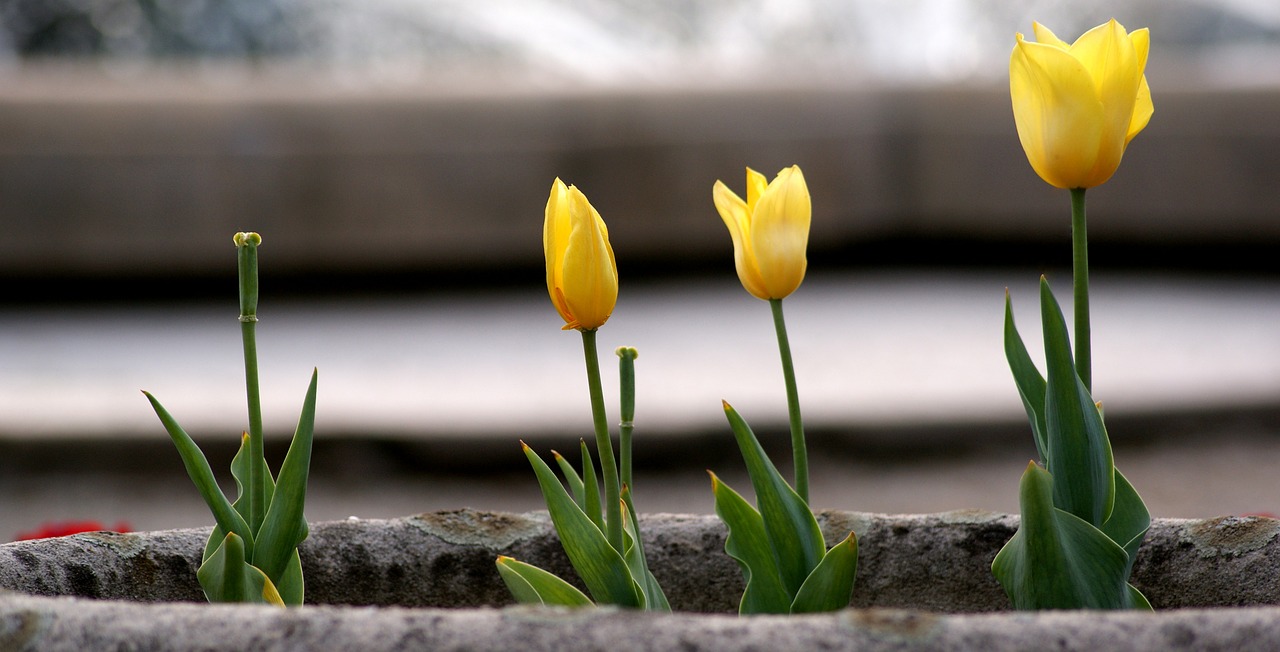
<box><xmin>1</xmin><ymin>0</ymin><xmax>1278</xmax><ymax>540</ymax></box>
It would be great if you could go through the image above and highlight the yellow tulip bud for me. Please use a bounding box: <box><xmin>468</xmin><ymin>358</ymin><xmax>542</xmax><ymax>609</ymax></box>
<box><xmin>543</xmin><ymin>178</ymin><xmax>618</xmax><ymax>331</ymax></box>
<box><xmin>712</xmin><ymin>165</ymin><xmax>811</xmax><ymax>300</ymax></box>
<box><xmin>1010</xmin><ymin>19</ymin><xmax>1153</xmax><ymax>189</ymax></box>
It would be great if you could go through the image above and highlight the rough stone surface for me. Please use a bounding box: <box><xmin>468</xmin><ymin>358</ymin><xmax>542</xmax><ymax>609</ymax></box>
<box><xmin>2</xmin><ymin>594</ymin><xmax>1280</xmax><ymax>652</ymax></box>
<box><xmin>0</xmin><ymin>510</ymin><xmax>1278</xmax><ymax>613</ymax></box>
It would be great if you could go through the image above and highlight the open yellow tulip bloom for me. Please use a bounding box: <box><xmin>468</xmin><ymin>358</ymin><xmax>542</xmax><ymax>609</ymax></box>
<box><xmin>1011</xmin><ymin>19</ymin><xmax>1153</xmax><ymax>189</ymax></box>
<box><xmin>544</xmin><ymin>178</ymin><xmax>618</xmax><ymax>331</ymax></box>
<box><xmin>713</xmin><ymin>165</ymin><xmax>811</xmax><ymax>300</ymax></box>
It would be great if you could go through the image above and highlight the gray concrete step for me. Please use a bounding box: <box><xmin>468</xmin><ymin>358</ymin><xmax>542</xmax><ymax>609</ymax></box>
<box><xmin>3</xmin><ymin>269</ymin><xmax>1277</xmax><ymax>443</ymax></box>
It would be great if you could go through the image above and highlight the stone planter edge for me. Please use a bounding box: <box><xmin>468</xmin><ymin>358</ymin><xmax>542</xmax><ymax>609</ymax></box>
<box><xmin>1</xmin><ymin>509</ymin><xmax>1277</xmax><ymax>651</ymax></box>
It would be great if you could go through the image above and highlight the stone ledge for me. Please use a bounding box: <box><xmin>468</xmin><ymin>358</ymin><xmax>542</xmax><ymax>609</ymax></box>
<box><xmin>1</xmin><ymin>510</ymin><xmax>1276</xmax><ymax>613</ymax></box>
<box><xmin>1</xmin><ymin>594</ymin><xmax>1278</xmax><ymax>652</ymax></box>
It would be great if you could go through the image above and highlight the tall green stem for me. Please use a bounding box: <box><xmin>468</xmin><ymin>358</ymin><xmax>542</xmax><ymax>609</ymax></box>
<box><xmin>616</xmin><ymin>347</ymin><xmax>638</xmax><ymax>495</ymax></box>
<box><xmin>1070</xmin><ymin>188</ymin><xmax>1091</xmax><ymax>393</ymax></box>
<box><xmin>236</xmin><ymin>233</ymin><xmax>267</xmax><ymax>531</ymax></box>
<box><xmin>581</xmin><ymin>329</ymin><xmax>623</xmax><ymax>551</ymax></box>
<box><xmin>769</xmin><ymin>298</ymin><xmax>808</xmax><ymax>504</ymax></box>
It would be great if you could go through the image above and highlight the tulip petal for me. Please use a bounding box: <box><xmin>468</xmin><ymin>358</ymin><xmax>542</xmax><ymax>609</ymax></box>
<box><xmin>1011</xmin><ymin>34</ymin><xmax>1105</xmax><ymax>189</ymax></box>
<box><xmin>559</xmin><ymin>186</ymin><xmax>618</xmax><ymax>330</ymax></box>
<box><xmin>749</xmin><ymin>166</ymin><xmax>810</xmax><ymax>299</ymax></box>
<box><xmin>1031</xmin><ymin>22</ymin><xmax>1069</xmax><ymax>50</ymax></box>
<box><xmin>1070</xmin><ymin>20</ymin><xmax>1141</xmax><ymax>186</ymax></box>
<box><xmin>544</xmin><ymin>179</ymin><xmax>575</xmax><ymax>325</ymax></box>
<box><xmin>1129</xmin><ymin>27</ymin><xmax>1150</xmax><ymax>72</ymax></box>
<box><xmin>745</xmin><ymin>168</ymin><xmax>768</xmax><ymax>217</ymax></box>
<box><xmin>1126</xmin><ymin>29</ymin><xmax>1153</xmax><ymax>144</ymax></box>
<box><xmin>1127</xmin><ymin>76</ymin><xmax>1153</xmax><ymax>145</ymax></box>
<box><xmin>713</xmin><ymin>179</ymin><xmax>769</xmax><ymax>300</ymax></box>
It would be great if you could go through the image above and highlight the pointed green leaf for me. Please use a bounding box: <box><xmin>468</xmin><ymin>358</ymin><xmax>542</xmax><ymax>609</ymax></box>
<box><xmin>992</xmin><ymin>462</ymin><xmax>1133</xmax><ymax>610</ymax></box>
<box><xmin>1040</xmin><ymin>279</ymin><xmax>1114</xmax><ymax>526</ymax></box>
<box><xmin>579</xmin><ymin>441</ymin><xmax>603</xmax><ymax>531</ymax></box>
<box><xmin>231</xmin><ymin>431</ymin><xmax>277</xmax><ymax>521</ymax></box>
<box><xmin>496</xmin><ymin>557</ymin><xmax>594</xmax><ymax>607</ymax></box>
<box><xmin>1004</xmin><ymin>291</ymin><xmax>1049</xmax><ymax>462</ymax></box>
<box><xmin>722</xmin><ymin>403</ymin><xmax>824</xmax><ymax>597</ymax></box>
<box><xmin>523</xmin><ymin>443</ymin><xmax>641</xmax><ymax>607</ymax></box>
<box><xmin>790</xmin><ymin>533</ymin><xmax>858</xmax><ymax>613</ymax></box>
<box><xmin>1129</xmin><ymin>583</ymin><xmax>1153</xmax><ymax>610</ymax></box>
<box><xmin>620</xmin><ymin>486</ymin><xmax>670</xmax><ymax>612</ymax></box>
<box><xmin>144</xmin><ymin>392</ymin><xmax>254</xmax><ymax>548</ymax></box>
<box><xmin>710</xmin><ymin>472</ymin><xmax>792</xmax><ymax>614</ymax></box>
<box><xmin>254</xmin><ymin>369</ymin><xmax>317</xmax><ymax>587</ymax></box>
<box><xmin>553</xmin><ymin>450</ymin><xmax>586</xmax><ymax>508</ymax></box>
<box><xmin>1101</xmin><ymin>468</ymin><xmax>1151</xmax><ymax>579</ymax></box>
<box><xmin>204</xmin><ymin>432</ymin><xmax>280</xmax><ymax>562</ymax></box>
<box><xmin>273</xmin><ymin>550</ymin><xmax>305</xmax><ymax>606</ymax></box>
<box><xmin>197</xmin><ymin>532</ymin><xmax>285</xmax><ymax>606</ymax></box>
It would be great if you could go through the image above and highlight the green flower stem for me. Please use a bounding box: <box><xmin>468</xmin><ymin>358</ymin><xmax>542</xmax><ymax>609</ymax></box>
<box><xmin>616</xmin><ymin>347</ymin><xmax>638</xmax><ymax>495</ymax></box>
<box><xmin>769</xmin><ymin>298</ymin><xmax>808</xmax><ymax>504</ymax></box>
<box><xmin>1070</xmin><ymin>188</ymin><xmax>1092</xmax><ymax>393</ymax></box>
<box><xmin>236</xmin><ymin>233</ymin><xmax>267</xmax><ymax>532</ymax></box>
<box><xmin>581</xmin><ymin>329</ymin><xmax>623</xmax><ymax>552</ymax></box>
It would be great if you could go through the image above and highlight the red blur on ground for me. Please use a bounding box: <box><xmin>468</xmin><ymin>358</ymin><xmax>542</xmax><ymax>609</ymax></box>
<box><xmin>14</xmin><ymin>521</ymin><xmax>132</xmax><ymax>541</ymax></box>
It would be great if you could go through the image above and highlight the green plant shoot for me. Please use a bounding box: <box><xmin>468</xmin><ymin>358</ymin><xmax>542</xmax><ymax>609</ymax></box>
<box><xmin>992</xmin><ymin>278</ymin><xmax>1150</xmax><ymax>610</ymax></box>
<box><xmin>497</xmin><ymin>345</ymin><xmax>669</xmax><ymax>611</ymax></box>
<box><xmin>710</xmin><ymin>402</ymin><xmax>857</xmax><ymax>614</ymax></box>
<box><xmin>143</xmin><ymin>232</ymin><xmax>317</xmax><ymax>606</ymax></box>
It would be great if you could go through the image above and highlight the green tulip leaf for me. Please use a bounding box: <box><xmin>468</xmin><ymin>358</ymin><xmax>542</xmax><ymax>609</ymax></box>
<box><xmin>620</xmin><ymin>486</ymin><xmax>670</xmax><ymax>611</ymax></box>
<box><xmin>203</xmin><ymin>431</ymin><xmax>280</xmax><ymax>562</ymax></box>
<box><xmin>230</xmin><ymin>431</ymin><xmax>277</xmax><ymax>521</ymax></box>
<box><xmin>1039</xmin><ymin>279</ymin><xmax>1114</xmax><ymax>527</ymax></box>
<box><xmin>253</xmin><ymin>369</ymin><xmax>317</xmax><ymax>588</ymax></box>
<box><xmin>790</xmin><ymin>532</ymin><xmax>858</xmax><ymax>614</ymax></box>
<box><xmin>273</xmin><ymin>550</ymin><xmax>305</xmax><ymax>606</ymax></box>
<box><xmin>1101</xmin><ymin>468</ymin><xmax>1151</xmax><ymax>580</ymax></box>
<box><xmin>1129</xmin><ymin>583</ymin><xmax>1153</xmax><ymax>610</ymax></box>
<box><xmin>1004</xmin><ymin>291</ymin><xmax>1049</xmax><ymax>462</ymax></box>
<box><xmin>522</xmin><ymin>443</ymin><xmax>641</xmax><ymax>607</ymax></box>
<box><xmin>553</xmin><ymin>449</ymin><xmax>586</xmax><ymax>508</ymax></box>
<box><xmin>722</xmin><ymin>402</ymin><xmax>824</xmax><ymax>596</ymax></box>
<box><xmin>710</xmin><ymin>472</ymin><xmax>792</xmax><ymax>614</ymax></box>
<box><xmin>144</xmin><ymin>392</ymin><xmax>255</xmax><ymax>549</ymax></box>
<box><xmin>495</xmin><ymin>557</ymin><xmax>594</xmax><ymax>607</ymax></box>
<box><xmin>579</xmin><ymin>441</ymin><xmax>603</xmax><ymax>531</ymax></box>
<box><xmin>992</xmin><ymin>462</ymin><xmax>1133</xmax><ymax>610</ymax></box>
<box><xmin>197</xmin><ymin>531</ymin><xmax>284</xmax><ymax>606</ymax></box>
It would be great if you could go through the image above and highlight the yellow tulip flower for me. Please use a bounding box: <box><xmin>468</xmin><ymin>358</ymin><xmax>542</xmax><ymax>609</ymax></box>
<box><xmin>712</xmin><ymin>165</ymin><xmax>811</xmax><ymax>300</ymax></box>
<box><xmin>544</xmin><ymin>178</ymin><xmax>618</xmax><ymax>331</ymax></box>
<box><xmin>1011</xmin><ymin>19</ymin><xmax>1153</xmax><ymax>189</ymax></box>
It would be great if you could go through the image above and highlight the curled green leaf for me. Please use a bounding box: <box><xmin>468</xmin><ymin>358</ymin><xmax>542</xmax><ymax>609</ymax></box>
<box><xmin>992</xmin><ymin>462</ymin><xmax>1135</xmax><ymax>610</ymax></box>
<box><xmin>710</xmin><ymin>472</ymin><xmax>790</xmax><ymax>614</ymax></box>
<box><xmin>521</xmin><ymin>442</ymin><xmax>641</xmax><ymax>607</ymax></box>
<box><xmin>721</xmin><ymin>402</ymin><xmax>824</xmax><ymax>596</ymax></box>
<box><xmin>790</xmin><ymin>532</ymin><xmax>858</xmax><ymax>614</ymax></box>
<box><xmin>496</xmin><ymin>556</ymin><xmax>593</xmax><ymax>607</ymax></box>
<box><xmin>197</xmin><ymin>532</ymin><xmax>284</xmax><ymax>606</ymax></box>
<box><xmin>1039</xmin><ymin>279</ymin><xmax>1114</xmax><ymax>527</ymax></box>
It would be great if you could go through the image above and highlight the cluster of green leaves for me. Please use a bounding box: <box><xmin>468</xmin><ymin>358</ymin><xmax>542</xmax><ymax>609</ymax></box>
<box><xmin>497</xmin><ymin>441</ymin><xmax>668</xmax><ymax>610</ymax></box>
<box><xmin>145</xmin><ymin>387</ymin><xmax>316</xmax><ymax>605</ymax></box>
<box><xmin>992</xmin><ymin>278</ymin><xmax>1150</xmax><ymax>610</ymax></box>
<box><xmin>143</xmin><ymin>233</ymin><xmax>317</xmax><ymax>606</ymax></box>
<box><xmin>498</xmin><ymin>346</ymin><xmax>668</xmax><ymax>610</ymax></box>
<box><xmin>711</xmin><ymin>403</ymin><xmax>857</xmax><ymax>614</ymax></box>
